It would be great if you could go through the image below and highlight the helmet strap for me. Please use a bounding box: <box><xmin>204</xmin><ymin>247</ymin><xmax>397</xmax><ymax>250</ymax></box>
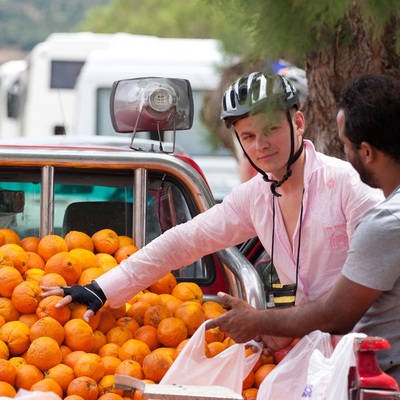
<box><xmin>235</xmin><ymin>109</ymin><xmax>304</xmax><ymax>197</ymax></box>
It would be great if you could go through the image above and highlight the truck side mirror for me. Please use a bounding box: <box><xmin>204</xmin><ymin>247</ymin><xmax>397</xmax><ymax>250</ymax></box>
<box><xmin>109</xmin><ymin>77</ymin><xmax>194</xmax><ymax>142</ymax></box>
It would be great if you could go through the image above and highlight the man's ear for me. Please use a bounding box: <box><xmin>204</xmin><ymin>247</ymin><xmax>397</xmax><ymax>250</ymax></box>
<box><xmin>360</xmin><ymin>142</ymin><xmax>375</xmax><ymax>164</ymax></box>
<box><xmin>293</xmin><ymin>111</ymin><xmax>305</xmax><ymax>135</ymax></box>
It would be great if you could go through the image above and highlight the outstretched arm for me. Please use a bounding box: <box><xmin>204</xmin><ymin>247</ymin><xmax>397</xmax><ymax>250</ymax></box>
<box><xmin>207</xmin><ymin>275</ymin><xmax>382</xmax><ymax>342</ymax></box>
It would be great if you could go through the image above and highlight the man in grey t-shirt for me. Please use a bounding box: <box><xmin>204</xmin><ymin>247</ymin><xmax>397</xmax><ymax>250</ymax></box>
<box><xmin>208</xmin><ymin>73</ymin><xmax>400</xmax><ymax>383</ymax></box>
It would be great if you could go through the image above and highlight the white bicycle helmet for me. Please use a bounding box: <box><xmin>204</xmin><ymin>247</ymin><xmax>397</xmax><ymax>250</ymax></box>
<box><xmin>278</xmin><ymin>66</ymin><xmax>308</xmax><ymax>102</ymax></box>
<box><xmin>221</xmin><ymin>72</ymin><xmax>300</xmax><ymax>128</ymax></box>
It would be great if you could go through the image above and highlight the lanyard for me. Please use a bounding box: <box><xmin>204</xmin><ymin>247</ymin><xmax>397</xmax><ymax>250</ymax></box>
<box><xmin>269</xmin><ymin>188</ymin><xmax>305</xmax><ymax>294</ymax></box>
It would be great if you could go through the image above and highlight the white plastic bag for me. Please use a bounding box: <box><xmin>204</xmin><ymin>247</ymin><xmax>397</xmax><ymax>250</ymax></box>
<box><xmin>160</xmin><ymin>321</ymin><xmax>261</xmax><ymax>394</ymax></box>
<box><xmin>301</xmin><ymin>332</ymin><xmax>366</xmax><ymax>399</ymax></box>
<box><xmin>258</xmin><ymin>330</ymin><xmax>334</xmax><ymax>400</ymax></box>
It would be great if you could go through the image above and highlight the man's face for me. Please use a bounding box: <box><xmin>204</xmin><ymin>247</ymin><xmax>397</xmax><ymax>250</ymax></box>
<box><xmin>234</xmin><ymin>110</ymin><xmax>304</xmax><ymax>178</ymax></box>
<box><xmin>337</xmin><ymin>109</ymin><xmax>378</xmax><ymax>188</ymax></box>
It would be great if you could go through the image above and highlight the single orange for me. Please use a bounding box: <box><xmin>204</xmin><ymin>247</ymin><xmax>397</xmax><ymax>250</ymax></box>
<box><xmin>118</xmin><ymin>235</ymin><xmax>133</xmax><ymax>247</ymax></box>
<box><xmin>142</xmin><ymin>350</ymin><xmax>174</xmax><ymax>383</ymax></box>
<box><xmin>64</xmin><ymin>396</ymin><xmax>85</xmax><ymax>400</ymax></box>
<box><xmin>14</xmin><ymin>363</ymin><xmax>44</xmax><ymax>390</ymax></box>
<box><xmin>119</xmin><ymin>339</ymin><xmax>151</xmax><ymax>365</ymax></box>
<box><xmin>0</xmin><ymin>340</ymin><xmax>9</xmax><ymax>360</ymax></box>
<box><xmin>156</xmin><ymin>317</ymin><xmax>188</xmax><ymax>347</ymax></box>
<box><xmin>0</xmin><ymin>297</ymin><xmax>21</xmax><ymax>322</ymax></box>
<box><xmin>92</xmin><ymin>229</ymin><xmax>120</xmax><ymax>255</ymax></box>
<box><xmin>25</xmin><ymin>336</ymin><xmax>63</xmax><ymax>372</ymax></box>
<box><xmin>39</xmin><ymin>272</ymin><xmax>67</xmax><ymax>287</ymax></box>
<box><xmin>98</xmin><ymin>393</ymin><xmax>125</xmax><ymax>400</ymax></box>
<box><xmin>171</xmin><ymin>282</ymin><xmax>203</xmax><ymax>304</ymax></box>
<box><xmin>69</xmin><ymin>303</ymin><xmax>101</xmax><ymax>331</ymax></box>
<box><xmin>0</xmin><ymin>265</ymin><xmax>23</xmax><ymax>297</ymax></box>
<box><xmin>0</xmin><ymin>243</ymin><xmax>28</xmax><ymax>274</ymax></box>
<box><xmin>24</xmin><ymin>251</ymin><xmax>45</xmax><ymax>270</ymax></box>
<box><xmin>0</xmin><ymin>250</ymin><xmax>14</xmax><ymax>268</ymax></box>
<box><xmin>8</xmin><ymin>356</ymin><xmax>26</xmax><ymax>369</ymax></box>
<box><xmin>0</xmin><ymin>358</ymin><xmax>17</xmax><ymax>385</ymax></box>
<box><xmin>174</xmin><ymin>301</ymin><xmax>206</xmax><ymax>336</ymax></box>
<box><xmin>36</xmin><ymin>295</ymin><xmax>71</xmax><ymax>325</ymax></box>
<box><xmin>205</xmin><ymin>326</ymin><xmax>225</xmax><ymax>344</ymax></box>
<box><xmin>64</xmin><ymin>318</ymin><xmax>94</xmax><ymax>352</ymax></box>
<box><xmin>77</xmin><ymin>266</ymin><xmax>104</xmax><ymax>285</ymax></box>
<box><xmin>143</xmin><ymin>305</ymin><xmax>173</xmax><ymax>328</ymax></box>
<box><xmin>31</xmin><ymin>377</ymin><xmax>63</xmax><ymax>398</ymax></box>
<box><xmin>116</xmin><ymin>316</ymin><xmax>140</xmax><ymax>335</ymax></box>
<box><xmin>45</xmin><ymin>363</ymin><xmax>76</xmax><ymax>394</ymax></box>
<box><xmin>11</xmin><ymin>280</ymin><xmax>42</xmax><ymax>314</ymax></box>
<box><xmin>254</xmin><ymin>363</ymin><xmax>276</xmax><ymax>388</ymax></box>
<box><xmin>20</xmin><ymin>236</ymin><xmax>40</xmax><ymax>253</ymax></box>
<box><xmin>0</xmin><ymin>381</ymin><xmax>16</xmax><ymax>397</ymax></box>
<box><xmin>97</xmin><ymin>309</ymin><xmax>117</xmax><ymax>334</ymax></box>
<box><xmin>148</xmin><ymin>272</ymin><xmax>177</xmax><ymax>295</ymax></box>
<box><xmin>242</xmin><ymin>369</ymin><xmax>255</xmax><ymax>390</ymax></box>
<box><xmin>97</xmin><ymin>374</ymin><xmax>124</xmax><ymax>397</ymax></box>
<box><xmin>0</xmin><ymin>320</ymin><xmax>30</xmax><ymax>356</ymax></box>
<box><xmin>243</xmin><ymin>387</ymin><xmax>258</xmax><ymax>400</ymax></box>
<box><xmin>106</xmin><ymin>325</ymin><xmax>133</xmax><ymax>347</ymax></box>
<box><xmin>44</xmin><ymin>251</ymin><xmax>82</xmax><ymax>285</ymax></box>
<box><xmin>65</xmin><ymin>230</ymin><xmax>95</xmax><ymax>252</ymax></box>
<box><xmin>74</xmin><ymin>352</ymin><xmax>105</xmax><ymax>382</ymax></box>
<box><xmin>91</xmin><ymin>329</ymin><xmax>108</xmax><ymax>354</ymax></box>
<box><xmin>23</xmin><ymin>266</ymin><xmax>45</xmax><ymax>282</ymax></box>
<box><xmin>67</xmin><ymin>376</ymin><xmax>99</xmax><ymax>400</ymax></box>
<box><xmin>126</xmin><ymin>301</ymin><xmax>150</xmax><ymax>326</ymax></box>
<box><xmin>96</xmin><ymin>253</ymin><xmax>118</xmax><ymax>272</ymax></box>
<box><xmin>37</xmin><ymin>234</ymin><xmax>68</xmax><ymax>262</ymax></box>
<box><xmin>134</xmin><ymin>325</ymin><xmax>160</xmax><ymax>351</ymax></box>
<box><xmin>0</xmin><ymin>228</ymin><xmax>20</xmax><ymax>245</ymax></box>
<box><xmin>207</xmin><ymin>341</ymin><xmax>227</xmax><ymax>358</ymax></box>
<box><xmin>29</xmin><ymin>316</ymin><xmax>65</xmax><ymax>345</ymax></box>
<box><xmin>102</xmin><ymin>355</ymin><xmax>121</xmax><ymax>375</ymax></box>
<box><xmin>98</xmin><ymin>342</ymin><xmax>120</xmax><ymax>358</ymax></box>
<box><xmin>114</xmin><ymin>359</ymin><xmax>144</xmax><ymax>380</ymax></box>
<box><xmin>70</xmin><ymin>248</ymin><xmax>99</xmax><ymax>271</ymax></box>
<box><xmin>113</xmin><ymin>244</ymin><xmax>138</xmax><ymax>263</ymax></box>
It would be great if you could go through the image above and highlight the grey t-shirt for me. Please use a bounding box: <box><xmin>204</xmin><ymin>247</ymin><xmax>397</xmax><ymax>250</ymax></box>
<box><xmin>342</xmin><ymin>186</ymin><xmax>400</xmax><ymax>382</ymax></box>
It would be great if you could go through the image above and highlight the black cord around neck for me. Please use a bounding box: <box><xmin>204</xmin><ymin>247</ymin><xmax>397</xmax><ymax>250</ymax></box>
<box><xmin>269</xmin><ymin>188</ymin><xmax>305</xmax><ymax>295</ymax></box>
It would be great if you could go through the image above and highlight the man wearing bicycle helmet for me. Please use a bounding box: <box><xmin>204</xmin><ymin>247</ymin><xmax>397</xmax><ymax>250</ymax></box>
<box><xmin>207</xmin><ymin>73</ymin><xmax>400</xmax><ymax>384</ymax></box>
<box><xmin>41</xmin><ymin>73</ymin><xmax>382</xmax><ymax>329</ymax></box>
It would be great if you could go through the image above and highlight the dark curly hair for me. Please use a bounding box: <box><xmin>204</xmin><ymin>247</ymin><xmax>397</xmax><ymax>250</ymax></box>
<box><xmin>338</xmin><ymin>74</ymin><xmax>400</xmax><ymax>163</ymax></box>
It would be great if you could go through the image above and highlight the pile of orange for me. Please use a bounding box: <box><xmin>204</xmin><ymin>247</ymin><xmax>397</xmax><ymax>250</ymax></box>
<box><xmin>0</xmin><ymin>227</ymin><xmax>283</xmax><ymax>400</ymax></box>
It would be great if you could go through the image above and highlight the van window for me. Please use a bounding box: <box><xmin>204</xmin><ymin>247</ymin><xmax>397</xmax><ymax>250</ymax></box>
<box><xmin>51</xmin><ymin>61</ymin><xmax>85</xmax><ymax>89</ymax></box>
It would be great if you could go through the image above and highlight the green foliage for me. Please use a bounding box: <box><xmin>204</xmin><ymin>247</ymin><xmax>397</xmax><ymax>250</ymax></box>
<box><xmin>0</xmin><ymin>0</ymin><xmax>110</xmax><ymax>51</ymax></box>
<box><xmin>205</xmin><ymin>0</ymin><xmax>400</xmax><ymax>62</ymax></box>
<box><xmin>78</xmin><ymin>0</ymin><xmax>251</xmax><ymax>55</ymax></box>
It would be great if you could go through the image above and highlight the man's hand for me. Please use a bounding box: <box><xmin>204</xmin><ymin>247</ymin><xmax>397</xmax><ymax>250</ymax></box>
<box><xmin>257</xmin><ymin>335</ymin><xmax>294</xmax><ymax>357</ymax></box>
<box><xmin>41</xmin><ymin>281</ymin><xmax>106</xmax><ymax>322</ymax></box>
<box><xmin>206</xmin><ymin>292</ymin><xmax>260</xmax><ymax>343</ymax></box>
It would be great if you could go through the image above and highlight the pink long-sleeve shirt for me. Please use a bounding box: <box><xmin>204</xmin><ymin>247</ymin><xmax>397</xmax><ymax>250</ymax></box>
<box><xmin>97</xmin><ymin>141</ymin><xmax>384</xmax><ymax>308</ymax></box>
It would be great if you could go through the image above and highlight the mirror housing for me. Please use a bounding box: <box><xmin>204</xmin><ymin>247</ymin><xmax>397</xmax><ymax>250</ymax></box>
<box><xmin>110</xmin><ymin>77</ymin><xmax>194</xmax><ymax>134</ymax></box>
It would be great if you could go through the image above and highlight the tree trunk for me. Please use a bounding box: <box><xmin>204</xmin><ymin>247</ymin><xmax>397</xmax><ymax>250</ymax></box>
<box><xmin>202</xmin><ymin>4</ymin><xmax>400</xmax><ymax>160</ymax></box>
<box><xmin>304</xmin><ymin>3</ymin><xmax>400</xmax><ymax>159</ymax></box>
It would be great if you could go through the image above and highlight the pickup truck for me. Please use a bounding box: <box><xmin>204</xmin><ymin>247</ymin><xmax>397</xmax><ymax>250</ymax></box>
<box><xmin>1</xmin><ymin>77</ymin><xmax>397</xmax><ymax>399</ymax></box>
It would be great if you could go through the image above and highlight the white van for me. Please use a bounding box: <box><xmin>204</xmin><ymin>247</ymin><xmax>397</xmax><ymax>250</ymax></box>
<box><xmin>72</xmin><ymin>37</ymin><xmax>239</xmax><ymax>201</ymax></box>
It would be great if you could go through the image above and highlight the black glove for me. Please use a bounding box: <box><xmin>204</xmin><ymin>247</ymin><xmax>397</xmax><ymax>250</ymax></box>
<box><xmin>61</xmin><ymin>280</ymin><xmax>107</xmax><ymax>314</ymax></box>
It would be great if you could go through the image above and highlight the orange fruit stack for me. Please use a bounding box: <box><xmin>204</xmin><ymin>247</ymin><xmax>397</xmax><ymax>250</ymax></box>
<box><xmin>0</xmin><ymin>227</ymin><xmax>285</xmax><ymax>399</ymax></box>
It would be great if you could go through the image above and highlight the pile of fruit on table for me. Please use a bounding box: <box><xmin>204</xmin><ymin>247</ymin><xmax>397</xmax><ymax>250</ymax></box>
<box><xmin>0</xmin><ymin>228</ymin><xmax>290</xmax><ymax>400</ymax></box>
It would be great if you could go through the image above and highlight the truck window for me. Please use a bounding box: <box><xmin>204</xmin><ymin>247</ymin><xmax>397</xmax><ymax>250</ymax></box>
<box><xmin>0</xmin><ymin>167</ymin><xmax>217</xmax><ymax>285</ymax></box>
